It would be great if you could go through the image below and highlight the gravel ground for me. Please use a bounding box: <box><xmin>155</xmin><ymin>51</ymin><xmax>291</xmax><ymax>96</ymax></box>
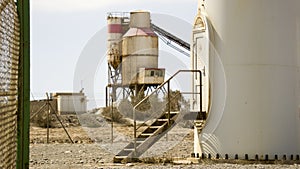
<box><xmin>29</xmin><ymin>114</ymin><xmax>300</xmax><ymax>169</ymax></box>
<box><xmin>30</xmin><ymin>144</ymin><xmax>300</xmax><ymax>169</ymax></box>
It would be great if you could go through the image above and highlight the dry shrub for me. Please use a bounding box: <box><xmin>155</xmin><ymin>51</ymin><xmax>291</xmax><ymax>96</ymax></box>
<box><xmin>101</xmin><ymin>106</ymin><xmax>123</xmax><ymax>123</ymax></box>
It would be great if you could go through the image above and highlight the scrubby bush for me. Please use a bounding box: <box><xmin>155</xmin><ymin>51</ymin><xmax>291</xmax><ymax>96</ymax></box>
<box><xmin>101</xmin><ymin>106</ymin><xmax>123</xmax><ymax>123</ymax></box>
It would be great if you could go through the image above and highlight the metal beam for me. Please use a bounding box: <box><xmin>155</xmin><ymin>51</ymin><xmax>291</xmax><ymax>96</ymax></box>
<box><xmin>151</xmin><ymin>23</ymin><xmax>190</xmax><ymax>56</ymax></box>
<box><xmin>16</xmin><ymin>0</ymin><xmax>30</xmax><ymax>168</ymax></box>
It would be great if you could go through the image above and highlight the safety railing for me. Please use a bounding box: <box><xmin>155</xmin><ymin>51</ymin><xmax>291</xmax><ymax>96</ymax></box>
<box><xmin>107</xmin><ymin>12</ymin><xmax>130</xmax><ymax>19</ymax></box>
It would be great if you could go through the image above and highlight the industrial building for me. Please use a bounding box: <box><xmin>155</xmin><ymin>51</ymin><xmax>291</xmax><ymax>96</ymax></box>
<box><xmin>52</xmin><ymin>92</ymin><xmax>87</xmax><ymax>115</ymax></box>
<box><xmin>30</xmin><ymin>92</ymin><xmax>87</xmax><ymax>116</ymax></box>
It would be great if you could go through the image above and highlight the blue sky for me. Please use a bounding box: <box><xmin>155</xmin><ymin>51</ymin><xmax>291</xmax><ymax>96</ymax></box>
<box><xmin>31</xmin><ymin>0</ymin><xmax>198</xmax><ymax>108</ymax></box>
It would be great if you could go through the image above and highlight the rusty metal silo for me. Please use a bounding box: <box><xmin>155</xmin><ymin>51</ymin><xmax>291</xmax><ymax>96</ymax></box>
<box><xmin>122</xmin><ymin>11</ymin><xmax>158</xmax><ymax>85</ymax></box>
<box><xmin>107</xmin><ymin>16</ymin><xmax>122</xmax><ymax>69</ymax></box>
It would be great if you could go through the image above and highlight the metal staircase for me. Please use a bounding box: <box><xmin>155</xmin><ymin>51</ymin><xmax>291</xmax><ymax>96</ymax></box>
<box><xmin>113</xmin><ymin>70</ymin><xmax>202</xmax><ymax>163</ymax></box>
<box><xmin>113</xmin><ymin>111</ymin><xmax>179</xmax><ymax>163</ymax></box>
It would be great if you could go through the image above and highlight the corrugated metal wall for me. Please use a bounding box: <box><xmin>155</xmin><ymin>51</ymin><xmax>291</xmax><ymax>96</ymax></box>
<box><xmin>0</xmin><ymin>0</ymin><xmax>20</xmax><ymax>168</ymax></box>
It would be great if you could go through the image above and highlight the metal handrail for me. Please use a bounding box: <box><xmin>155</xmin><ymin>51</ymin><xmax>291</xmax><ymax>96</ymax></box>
<box><xmin>132</xmin><ymin>69</ymin><xmax>202</xmax><ymax>155</ymax></box>
<box><xmin>133</xmin><ymin>70</ymin><xmax>200</xmax><ymax>110</ymax></box>
<box><xmin>135</xmin><ymin>91</ymin><xmax>182</xmax><ymax>132</ymax></box>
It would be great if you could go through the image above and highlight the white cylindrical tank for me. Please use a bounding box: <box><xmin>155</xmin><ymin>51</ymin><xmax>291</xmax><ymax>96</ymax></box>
<box><xmin>107</xmin><ymin>16</ymin><xmax>123</xmax><ymax>69</ymax></box>
<box><xmin>122</xmin><ymin>11</ymin><xmax>158</xmax><ymax>85</ymax></box>
<box><xmin>195</xmin><ymin>0</ymin><xmax>300</xmax><ymax>159</ymax></box>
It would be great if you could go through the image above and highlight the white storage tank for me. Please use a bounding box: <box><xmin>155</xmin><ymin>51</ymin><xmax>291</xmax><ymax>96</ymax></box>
<box><xmin>193</xmin><ymin>0</ymin><xmax>300</xmax><ymax>159</ymax></box>
<box><xmin>122</xmin><ymin>11</ymin><xmax>158</xmax><ymax>85</ymax></box>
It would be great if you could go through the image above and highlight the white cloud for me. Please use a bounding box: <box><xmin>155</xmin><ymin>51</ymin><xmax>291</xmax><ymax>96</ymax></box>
<box><xmin>32</xmin><ymin>0</ymin><xmax>195</xmax><ymax>12</ymax></box>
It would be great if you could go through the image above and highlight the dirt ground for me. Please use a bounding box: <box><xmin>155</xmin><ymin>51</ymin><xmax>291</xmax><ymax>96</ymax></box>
<box><xmin>29</xmin><ymin>114</ymin><xmax>300</xmax><ymax>169</ymax></box>
<box><xmin>29</xmin><ymin>113</ymin><xmax>194</xmax><ymax>168</ymax></box>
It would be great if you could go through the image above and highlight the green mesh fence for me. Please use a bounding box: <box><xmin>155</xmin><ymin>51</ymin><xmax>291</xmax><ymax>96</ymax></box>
<box><xmin>0</xmin><ymin>0</ymin><xmax>20</xmax><ymax>168</ymax></box>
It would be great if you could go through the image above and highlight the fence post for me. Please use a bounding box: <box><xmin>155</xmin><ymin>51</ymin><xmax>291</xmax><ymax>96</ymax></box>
<box><xmin>17</xmin><ymin>0</ymin><xmax>30</xmax><ymax>168</ymax></box>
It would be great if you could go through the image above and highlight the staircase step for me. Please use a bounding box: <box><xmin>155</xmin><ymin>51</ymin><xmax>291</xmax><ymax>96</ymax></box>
<box><xmin>165</xmin><ymin>112</ymin><xmax>179</xmax><ymax>115</ymax></box>
<box><xmin>115</xmin><ymin>155</ymin><xmax>127</xmax><ymax>158</ymax></box>
<box><xmin>157</xmin><ymin>119</ymin><xmax>168</xmax><ymax>121</ymax></box>
<box><xmin>143</xmin><ymin>125</ymin><xmax>165</xmax><ymax>133</ymax></box>
<box><xmin>113</xmin><ymin>155</ymin><xmax>139</xmax><ymax>163</ymax></box>
<box><xmin>152</xmin><ymin>121</ymin><xmax>168</xmax><ymax>126</ymax></box>
<box><xmin>114</xmin><ymin>156</ymin><xmax>127</xmax><ymax>160</ymax></box>
<box><xmin>140</xmin><ymin>133</ymin><xmax>153</xmax><ymax>137</ymax></box>
<box><xmin>149</xmin><ymin>126</ymin><xmax>161</xmax><ymax>129</ymax></box>
<box><xmin>164</xmin><ymin>112</ymin><xmax>178</xmax><ymax>116</ymax></box>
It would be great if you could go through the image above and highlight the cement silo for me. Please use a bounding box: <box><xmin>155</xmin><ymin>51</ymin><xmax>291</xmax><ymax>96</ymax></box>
<box><xmin>106</xmin><ymin>13</ymin><xmax>129</xmax><ymax>102</ymax></box>
<box><xmin>122</xmin><ymin>11</ymin><xmax>159</xmax><ymax>86</ymax></box>
<box><xmin>106</xmin><ymin>11</ymin><xmax>165</xmax><ymax>107</ymax></box>
<box><xmin>107</xmin><ymin>17</ymin><xmax>122</xmax><ymax>69</ymax></box>
<box><xmin>193</xmin><ymin>0</ymin><xmax>300</xmax><ymax>159</ymax></box>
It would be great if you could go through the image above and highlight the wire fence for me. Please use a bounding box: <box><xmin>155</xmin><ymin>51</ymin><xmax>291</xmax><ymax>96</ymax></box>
<box><xmin>0</xmin><ymin>0</ymin><xmax>20</xmax><ymax>168</ymax></box>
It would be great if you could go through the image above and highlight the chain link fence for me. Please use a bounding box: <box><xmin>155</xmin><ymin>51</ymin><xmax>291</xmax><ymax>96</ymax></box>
<box><xmin>0</xmin><ymin>0</ymin><xmax>20</xmax><ymax>168</ymax></box>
